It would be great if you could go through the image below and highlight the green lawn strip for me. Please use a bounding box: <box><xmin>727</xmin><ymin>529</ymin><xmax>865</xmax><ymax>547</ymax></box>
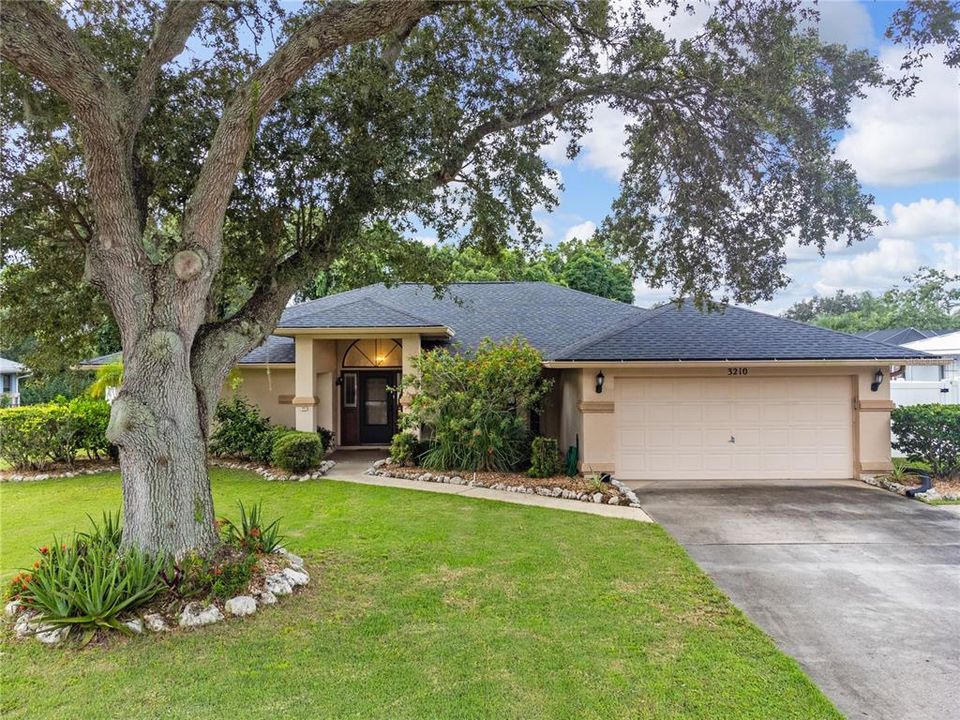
<box><xmin>1</xmin><ymin>470</ymin><xmax>840</xmax><ymax>719</ymax></box>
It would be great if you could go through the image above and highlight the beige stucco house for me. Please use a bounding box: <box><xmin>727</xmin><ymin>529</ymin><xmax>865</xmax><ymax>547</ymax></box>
<box><xmin>82</xmin><ymin>281</ymin><xmax>937</xmax><ymax>480</ymax></box>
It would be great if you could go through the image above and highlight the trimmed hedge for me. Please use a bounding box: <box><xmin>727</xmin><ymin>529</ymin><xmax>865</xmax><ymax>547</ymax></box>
<box><xmin>892</xmin><ymin>404</ymin><xmax>960</xmax><ymax>478</ymax></box>
<box><xmin>528</xmin><ymin>436</ymin><xmax>561</xmax><ymax>478</ymax></box>
<box><xmin>271</xmin><ymin>431</ymin><xmax>325</xmax><ymax>473</ymax></box>
<box><xmin>0</xmin><ymin>397</ymin><xmax>112</xmax><ymax>470</ymax></box>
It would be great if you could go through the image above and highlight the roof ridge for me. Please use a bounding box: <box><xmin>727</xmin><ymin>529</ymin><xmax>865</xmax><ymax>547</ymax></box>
<box><xmin>549</xmin><ymin>303</ymin><xmax>668</xmax><ymax>359</ymax></box>
<box><xmin>362</xmin><ymin>296</ymin><xmax>443</xmax><ymax>326</ymax></box>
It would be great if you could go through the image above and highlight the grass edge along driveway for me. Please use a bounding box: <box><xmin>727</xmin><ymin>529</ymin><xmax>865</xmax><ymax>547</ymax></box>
<box><xmin>0</xmin><ymin>469</ymin><xmax>841</xmax><ymax>720</ymax></box>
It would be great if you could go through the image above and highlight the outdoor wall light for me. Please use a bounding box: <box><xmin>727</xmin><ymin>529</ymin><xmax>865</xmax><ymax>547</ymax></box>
<box><xmin>871</xmin><ymin>368</ymin><xmax>884</xmax><ymax>392</ymax></box>
<box><xmin>595</xmin><ymin>371</ymin><xmax>605</xmax><ymax>394</ymax></box>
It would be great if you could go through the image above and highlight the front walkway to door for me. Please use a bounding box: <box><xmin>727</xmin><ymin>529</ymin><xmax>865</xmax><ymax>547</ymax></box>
<box><xmin>628</xmin><ymin>478</ymin><xmax>960</xmax><ymax>720</ymax></box>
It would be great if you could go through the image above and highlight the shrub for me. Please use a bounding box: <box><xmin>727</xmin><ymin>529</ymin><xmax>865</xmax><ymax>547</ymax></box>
<box><xmin>210</xmin><ymin>395</ymin><xmax>271</xmax><ymax>459</ymax></box>
<box><xmin>0</xmin><ymin>397</ymin><xmax>112</xmax><ymax>470</ymax></box>
<box><xmin>219</xmin><ymin>501</ymin><xmax>284</xmax><ymax>553</ymax></box>
<box><xmin>10</xmin><ymin>511</ymin><xmax>165</xmax><ymax>639</ymax></box>
<box><xmin>401</xmin><ymin>337</ymin><xmax>551</xmax><ymax>472</ymax></box>
<box><xmin>271</xmin><ymin>431</ymin><xmax>324</xmax><ymax>473</ymax></box>
<box><xmin>252</xmin><ymin>426</ymin><xmax>291</xmax><ymax>464</ymax></box>
<box><xmin>892</xmin><ymin>404</ymin><xmax>960</xmax><ymax>478</ymax></box>
<box><xmin>390</xmin><ymin>431</ymin><xmax>421</xmax><ymax>466</ymax></box>
<box><xmin>528</xmin><ymin>436</ymin><xmax>561</xmax><ymax>477</ymax></box>
<box><xmin>316</xmin><ymin>426</ymin><xmax>335</xmax><ymax>450</ymax></box>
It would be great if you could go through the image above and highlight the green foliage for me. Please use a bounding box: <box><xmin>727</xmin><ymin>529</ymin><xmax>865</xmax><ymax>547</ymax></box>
<box><xmin>174</xmin><ymin>550</ymin><xmax>258</xmax><ymax>601</ymax></box>
<box><xmin>784</xmin><ymin>268</ymin><xmax>960</xmax><ymax>331</ymax></box>
<box><xmin>210</xmin><ymin>396</ymin><xmax>272</xmax><ymax>460</ymax></box>
<box><xmin>528</xmin><ymin>437</ymin><xmax>562</xmax><ymax>478</ymax></box>
<box><xmin>220</xmin><ymin>501</ymin><xmax>284</xmax><ymax>554</ymax></box>
<box><xmin>18</xmin><ymin>371</ymin><xmax>93</xmax><ymax>405</ymax></box>
<box><xmin>390</xmin><ymin>431</ymin><xmax>422</xmax><ymax>466</ymax></box>
<box><xmin>10</xmin><ymin>511</ymin><xmax>164</xmax><ymax>639</ymax></box>
<box><xmin>253</xmin><ymin>427</ymin><xmax>292</xmax><ymax>465</ymax></box>
<box><xmin>316</xmin><ymin>426</ymin><xmax>335</xmax><ymax>450</ymax></box>
<box><xmin>271</xmin><ymin>431</ymin><xmax>325</xmax><ymax>473</ymax></box>
<box><xmin>402</xmin><ymin>338</ymin><xmax>550</xmax><ymax>472</ymax></box>
<box><xmin>86</xmin><ymin>361</ymin><xmax>124</xmax><ymax>400</ymax></box>
<box><xmin>0</xmin><ymin>397</ymin><xmax>112</xmax><ymax>470</ymax></box>
<box><xmin>559</xmin><ymin>247</ymin><xmax>634</xmax><ymax>304</ymax></box>
<box><xmin>892</xmin><ymin>404</ymin><xmax>960</xmax><ymax>478</ymax></box>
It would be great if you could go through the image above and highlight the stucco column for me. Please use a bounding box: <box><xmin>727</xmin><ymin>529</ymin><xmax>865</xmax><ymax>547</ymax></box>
<box><xmin>854</xmin><ymin>367</ymin><xmax>894</xmax><ymax>476</ymax></box>
<box><xmin>399</xmin><ymin>334</ymin><xmax>421</xmax><ymax>437</ymax></box>
<box><xmin>293</xmin><ymin>336</ymin><xmax>319</xmax><ymax>432</ymax></box>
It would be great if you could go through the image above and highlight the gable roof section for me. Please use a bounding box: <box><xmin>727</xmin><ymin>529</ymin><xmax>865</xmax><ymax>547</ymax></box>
<box><xmin>275</xmin><ymin>282</ymin><xmax>646</xmax><ymax>357</ymax></box>
<box><xmin>239</xmin><ymin>335</ymin><xmax>295</xmax><ymax>364</ymax></box>
<box><xmin>552</xmin><ymin>303</ymin><xmax>934</xmax><ymax>362</ymax></box>
<box><xmin>279</xmin><ymin>297</ymin><xmax>443</xmax><ymax>329</ymax></box>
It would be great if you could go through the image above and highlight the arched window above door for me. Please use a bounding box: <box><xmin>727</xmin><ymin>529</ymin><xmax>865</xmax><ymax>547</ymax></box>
<box><xmin>342</xmin><ymin>339</ymin><xmax>402</xmax><ymax>368</ymax></box>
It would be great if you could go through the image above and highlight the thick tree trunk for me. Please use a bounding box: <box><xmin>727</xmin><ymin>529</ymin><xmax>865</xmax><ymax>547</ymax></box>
<box><xmin>107</xmin><ymin>330</ymin><xmax>219</xmax><ymax>557</ymax></box>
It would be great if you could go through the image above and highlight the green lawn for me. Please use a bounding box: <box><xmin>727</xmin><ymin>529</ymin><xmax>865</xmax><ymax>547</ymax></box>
<box><xmin>0</xmin><ymin>470</ymin><xmax>840</xmax><ymax>719</ymax></box>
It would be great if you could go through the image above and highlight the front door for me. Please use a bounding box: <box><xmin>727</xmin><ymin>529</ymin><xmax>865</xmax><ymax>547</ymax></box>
<box><xmin>359</xmin><ymin>372</ymin><xmax>397</xmax><ymax>444</ymax></box>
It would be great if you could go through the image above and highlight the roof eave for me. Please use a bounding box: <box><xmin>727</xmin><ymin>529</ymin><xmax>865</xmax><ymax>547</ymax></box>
<box><xmin>542</xmin><ymin>357</ymin><xmax>941</xmax><ymax>368</ymax></box>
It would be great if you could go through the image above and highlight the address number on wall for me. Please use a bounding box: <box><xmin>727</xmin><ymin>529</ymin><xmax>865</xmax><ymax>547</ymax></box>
<box><xmin>727</xmin><ymin>368</ymin><xmax>749</xmax><ymax>376</ymax></box>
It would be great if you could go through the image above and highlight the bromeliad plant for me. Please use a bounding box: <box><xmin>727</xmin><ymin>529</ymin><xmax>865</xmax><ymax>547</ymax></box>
<box><xmin>219</xmin><ymin>501</ymin><xmax>284</xmax><ymax>554</ymax></box>
<box><xmin>9</xmin><ymin>511</ymin><xmax>165</xmax><ymax>642</ymax></box>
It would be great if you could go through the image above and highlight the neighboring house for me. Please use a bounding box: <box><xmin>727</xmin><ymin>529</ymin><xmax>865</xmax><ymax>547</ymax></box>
<box><xmin>889</xmin><ymin>331</ymin><xmax>960</xmax><ymax>407</ymax></box>
<box><xmin>0</xmin><ymin>356</ymin><xmax>28</xmax><ymax>407</ymax></box>
<box><xmin>80</xmin><ymin>282</ymin><xmax>935</xmax><ymax>480</ymax></box>
<box><xmin>855</xmin><ymin>327</ymin><xmax>948</xmax><ymax>349</ymax></box>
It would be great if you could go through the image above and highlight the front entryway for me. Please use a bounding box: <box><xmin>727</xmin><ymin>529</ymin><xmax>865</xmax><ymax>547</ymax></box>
<box><xmin>357</xmin><ymin>371</ymin><xmax>398</xmax><ymax>444</ymax></box>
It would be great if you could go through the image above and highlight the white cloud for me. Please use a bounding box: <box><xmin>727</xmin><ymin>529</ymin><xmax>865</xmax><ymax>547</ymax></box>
<box><xmin>935</xmin><ymin>241</ymin><xmax>960</xmax><ymax>273</ymax></box>
<box><xmin>836</xmin><ymin>46</ymin><xmax>960</xmax><ymax>186</ymax></box>
<box><xmin>563</xmin><ymin>220</ymin><xmax>597</xmax><ymax>243</ymax></box>
<box><xmin>411</xmin><ymin>233</ymin><xmax>437</xmax><ymax>246</ymax></box>
<box><xmin>814</xmin><ymin>237</ymin><xmax>920</xmax><ymax>294</ymax></box>
<box><xmin>811</xmin><ymin>1</ymin><xmax>875</xmax><ymax>49</ymax></box>
<box><xmin>885</xmin><ymin>197</ymin><xmax>960</xmax><ymax>240</ymax></box>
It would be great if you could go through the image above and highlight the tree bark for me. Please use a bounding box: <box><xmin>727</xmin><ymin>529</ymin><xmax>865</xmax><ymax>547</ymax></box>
<box><xmin>107</xmin><ymin>329</ymin><xmax>219</xmax><ymax>556</ymax></box>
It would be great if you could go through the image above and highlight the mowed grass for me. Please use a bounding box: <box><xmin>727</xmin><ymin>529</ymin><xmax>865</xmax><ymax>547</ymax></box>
<box><xmin>0</xmin><ymin>470</ymin><xmax>840</xmax><ymax>720</ymax></box>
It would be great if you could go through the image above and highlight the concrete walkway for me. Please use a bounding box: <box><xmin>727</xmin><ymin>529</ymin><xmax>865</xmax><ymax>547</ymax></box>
<box><xmin>327</xmin><ymin>450</ymin><xmax>652</xmax><ymax>522</ymax></box>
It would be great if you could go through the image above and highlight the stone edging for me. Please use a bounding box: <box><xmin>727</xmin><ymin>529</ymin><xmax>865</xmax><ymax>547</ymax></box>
<box><xmin>1</xmin><ymin>464</ymin><xmax>119</xmax><ymax>483</ymax></box>
<box><xmin>5</xmin><ymin>547</ymin><xmax>310</xmax><ymax>646</ymax></box>
<box><xmin>861</xmin><ymin>474</ymin><xmax>959</xmax><ymax>503</ymax></box>
<box><xmin>366</xmin><ymin>459</ymin><xmax>639</xmax><ymax>506</ymax></box>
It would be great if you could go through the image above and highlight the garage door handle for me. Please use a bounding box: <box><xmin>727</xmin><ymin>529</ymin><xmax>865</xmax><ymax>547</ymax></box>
<box><xmin>729</xmin><ymin>435</ymin><xmax>736</xmax><ymax>444</ymax></box>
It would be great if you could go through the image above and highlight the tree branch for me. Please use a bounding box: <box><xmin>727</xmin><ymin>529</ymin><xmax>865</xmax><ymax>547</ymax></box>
<box><xmin>126</xmin><ymin>0</ymin><xmax>207</xmax><ymax>140</ymax></box>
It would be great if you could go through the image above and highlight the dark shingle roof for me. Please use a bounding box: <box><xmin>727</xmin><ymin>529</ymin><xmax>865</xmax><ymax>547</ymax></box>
<box><xmin>274</xmin><ymin>282</ymin><xmax>646</xmax><ymax>357</ymax></box>
<box><xmin>75</xmin><ymin>351</ymin><xmax>122</xmax><ymax>368</ymax></box>
<box><xmin>552</xmin><ymin>303</ymin><xmax>934</xmax><ymax>361</ymax></box>
<box><xmin>240</xmin><ymin>335</ymin><xmax>294</xmax><ymax>364</ymax></box>
<box><xmin>854</xmin><ymin>328</ymin><xmax>949</xmax><ymax>346</ymax></box>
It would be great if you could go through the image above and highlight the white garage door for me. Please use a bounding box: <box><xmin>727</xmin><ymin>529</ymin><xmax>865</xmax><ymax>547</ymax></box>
<box><xmin>615</xmin><ymin>376</ymin><xmax>854</xmax><ymax>480</ymax></box>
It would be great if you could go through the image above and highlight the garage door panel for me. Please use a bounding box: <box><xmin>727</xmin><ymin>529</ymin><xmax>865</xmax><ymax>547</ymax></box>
<box><xmin>615</xmin><ymin>376</ymin><xmax>853</xmax><ymax>480</ymax></box>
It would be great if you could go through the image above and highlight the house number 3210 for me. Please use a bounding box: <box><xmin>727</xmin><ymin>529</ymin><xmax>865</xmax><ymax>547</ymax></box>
<box><xmin>727</xmin><ymin>368</ymin><xmax>749</xmax><ymax>376</ymax></box>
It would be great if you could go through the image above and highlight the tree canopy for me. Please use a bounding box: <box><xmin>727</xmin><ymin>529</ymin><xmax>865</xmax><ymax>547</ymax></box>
<box><xmin>783</xmin><ymin>268</ymin><xmax>960</xmax><ymax>332</ymax></box>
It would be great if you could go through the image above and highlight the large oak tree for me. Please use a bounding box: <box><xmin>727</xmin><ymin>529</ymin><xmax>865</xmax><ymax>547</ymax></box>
<box><xmin>2</xmin><ymin>0</ymin><xmax>943</xmax><ymax>556</ymax></box>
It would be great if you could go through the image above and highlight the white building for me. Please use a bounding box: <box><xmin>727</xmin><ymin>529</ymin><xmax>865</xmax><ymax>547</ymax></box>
<box><xmin>0</xmin><ymin>356</ymin><xmax>28</xmax><ymax>407</ymax></box>
<box><xmin>890</xmin><ymin>331</ymin><xmax>960</xmax><ymax>406</ymax></box>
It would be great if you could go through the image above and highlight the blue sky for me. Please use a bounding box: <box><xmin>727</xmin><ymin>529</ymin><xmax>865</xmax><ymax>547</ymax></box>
<box><xmin>527</xmin><ymin>1</ymin><xmax>960</xmax><ymax>312</ymax></box>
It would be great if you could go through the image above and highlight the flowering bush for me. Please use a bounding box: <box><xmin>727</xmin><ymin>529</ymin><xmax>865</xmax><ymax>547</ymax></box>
<box><xmin>401</xmin><ymin>338</ymin><xmax>550</xmax><ymax>472</ymax></box>
<box><xmin>219</xmin><ymin>501</ymin><xmax>284</xmax><ymax>553</ymax></box>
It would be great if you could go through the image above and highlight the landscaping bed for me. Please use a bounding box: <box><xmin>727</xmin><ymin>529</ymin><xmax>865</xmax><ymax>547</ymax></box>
<box><xmin>864</xmin><ymin>473</ymin><xmax>960</xmax><ymax>503</ymax></box>
<box><xmin>369</xmin><ymin>461</ymin><xmax>635</xmax><ymax>505</ymax></box>
<box><xmin>0</xmin><ymin>458</ymin><xmax>118</xmax><ymax>483</ymax></box>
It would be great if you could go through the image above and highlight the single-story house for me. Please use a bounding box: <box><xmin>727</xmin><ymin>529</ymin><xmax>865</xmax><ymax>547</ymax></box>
<box><xmin>82</xmin><ymin>282</ymin><xmax>937</xmax><ymax>480</ymax></box>
<box><xmin>0</xmin><ymin>356</ymin><xmax>28</xmax><ymax>407</ymax></box>
<box><xmin>888</xmin><ymin>330</ymin><xmax>960</xmax><ymax>408</ymax></box>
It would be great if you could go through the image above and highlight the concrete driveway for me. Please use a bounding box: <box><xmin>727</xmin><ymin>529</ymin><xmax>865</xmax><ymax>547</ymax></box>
<box><xmin>628</xmin><ymin>478</ymin><xmax>960</xmax><ymax>720</ymax></box>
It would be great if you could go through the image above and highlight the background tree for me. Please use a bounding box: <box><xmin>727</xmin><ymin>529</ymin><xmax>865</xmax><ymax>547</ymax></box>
<box><xmin>783</xmin><ymin>268</ymin><xmax>960</xmax><ymax>332</ymax></box>
<box><xmin>1</xmin><ymin>0</ymin><xmax>933</xmax><ymax>556</ymax></box>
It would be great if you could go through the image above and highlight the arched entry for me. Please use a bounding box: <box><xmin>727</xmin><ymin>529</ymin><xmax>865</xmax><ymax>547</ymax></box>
<box><xmin>340</xmin><ymin>339</ymin><xmax>401</xmax><ymax>445</ymax></box>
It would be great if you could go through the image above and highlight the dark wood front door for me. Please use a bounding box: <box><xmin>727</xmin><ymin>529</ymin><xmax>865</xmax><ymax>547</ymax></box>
<box><xmin>358</xmin><ymin>372</ymin><xmax>397</xmax><ymax>444</ymax></box>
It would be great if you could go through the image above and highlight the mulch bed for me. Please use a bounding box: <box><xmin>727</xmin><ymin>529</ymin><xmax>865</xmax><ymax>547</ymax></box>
<box><xmin>379</xmin><ymin>463</ymin><xmax>620</xmax><ymax>499</ymax></box>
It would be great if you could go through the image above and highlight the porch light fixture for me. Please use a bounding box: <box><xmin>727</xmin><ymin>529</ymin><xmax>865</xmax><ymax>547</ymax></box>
<box><xmin>871</xmin><ymin>368</ymin><xmax>884</xmax><ymax>392</ymax></box>
<box><xmin>595</xmin><ymin>371</ymin><xmax>605</xmax><ymax>394</ymax></box>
